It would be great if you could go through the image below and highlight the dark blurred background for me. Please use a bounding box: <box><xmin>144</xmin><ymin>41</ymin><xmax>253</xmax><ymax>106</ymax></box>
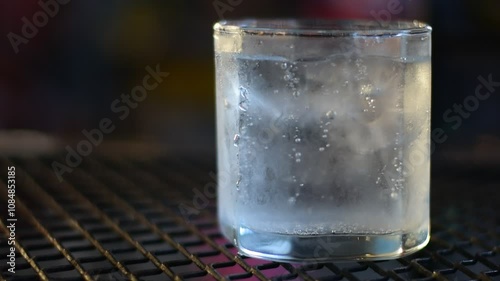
<box><xmin>0</xmin><ymin>0</ymin><xmax>499</xmax><ymax>163</ymax></box>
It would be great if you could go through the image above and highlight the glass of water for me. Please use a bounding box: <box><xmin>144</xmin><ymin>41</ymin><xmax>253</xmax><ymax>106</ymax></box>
<box><xmin>214</xmin><ymin>19</ymin><xmax>431</xmax><ymax>262</ymax></box>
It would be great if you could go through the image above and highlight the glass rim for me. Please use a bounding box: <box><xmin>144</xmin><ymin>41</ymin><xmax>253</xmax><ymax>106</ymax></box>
<box><xmin>214</xmin><ymin>19</ymin><xmax>432</xmax><ymax>37</ymax></box>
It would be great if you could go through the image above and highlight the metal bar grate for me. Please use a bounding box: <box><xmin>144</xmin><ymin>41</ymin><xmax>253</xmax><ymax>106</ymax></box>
<box><xmin>0</xmin><ymin>155</ymin><xmax>499</xmax><ymax>281</ymax></box>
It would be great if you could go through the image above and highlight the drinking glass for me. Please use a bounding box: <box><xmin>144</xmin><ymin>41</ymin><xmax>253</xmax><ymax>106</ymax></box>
<box><xmin>214</xmin><ymin>19</ymin><xmax>432</xmax><ymax>262</ymax></box>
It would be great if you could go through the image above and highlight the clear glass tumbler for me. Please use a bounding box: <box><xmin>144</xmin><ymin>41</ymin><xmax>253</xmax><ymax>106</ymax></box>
<box><xmin>214</xmin><ymin>19</ymin><xmax>431</xmax><ymax>262</ymax></box>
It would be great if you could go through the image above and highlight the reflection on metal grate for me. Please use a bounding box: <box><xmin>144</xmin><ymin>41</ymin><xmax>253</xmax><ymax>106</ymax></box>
<box><xmin>0</xmin><ymin>155</ymin><xmax>498</xmax><ymax>281</ymax></box>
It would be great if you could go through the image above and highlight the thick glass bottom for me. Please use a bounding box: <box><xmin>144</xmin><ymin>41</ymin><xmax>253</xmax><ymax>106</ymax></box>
<box><xmin>227</xmin><ymin>225</ymin><xmax>429</xmax><ymax>262</ymax></box>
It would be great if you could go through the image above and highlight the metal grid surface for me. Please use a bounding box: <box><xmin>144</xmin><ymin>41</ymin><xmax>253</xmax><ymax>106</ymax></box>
<box><xmin>0</xmin><ymin>155</ymin><xmax>499</xmax><ymax>281</ymax></box>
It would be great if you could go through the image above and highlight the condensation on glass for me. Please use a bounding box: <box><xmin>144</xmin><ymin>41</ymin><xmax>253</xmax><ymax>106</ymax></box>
<box><xmin>214</xmin><ymin>19</ymin><xmax>432</xmax><ymax>262</ymax></box>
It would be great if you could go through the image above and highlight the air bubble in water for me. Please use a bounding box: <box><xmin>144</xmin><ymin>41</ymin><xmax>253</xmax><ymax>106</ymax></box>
<box><xmin>236</xmin><ymin>175</ymin><xmax>241</xmax><ymax>188</ymax></box>
<box><xmin>326</xmin><ymin>110</ymin><xmax>336</xmax><ymax>120</ymax></box>
<box><xmin>294</xmin><ymin>138</ymin><xmax>301</xmax><ymax>143</ymax></box>
<box><xmin>319</xmin><ymin>147</ymin><xmax>325</xmax><ymax>152</ymax></box>
<box><xmin>239</xmin><ymin>87</ymin><xmax>249</xmax><ymax>111</ymax></box>
<box><xmin>233</xmin><ymin>134</ymin><xmax>240</xmax><ymax>147</ymax></box>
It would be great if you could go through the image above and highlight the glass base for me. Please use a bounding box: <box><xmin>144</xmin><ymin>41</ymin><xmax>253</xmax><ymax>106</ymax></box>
<box><xmin>228</xmin><ymin>225</ymin><xmax>429</xmax><ymax>262</ymax></box>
